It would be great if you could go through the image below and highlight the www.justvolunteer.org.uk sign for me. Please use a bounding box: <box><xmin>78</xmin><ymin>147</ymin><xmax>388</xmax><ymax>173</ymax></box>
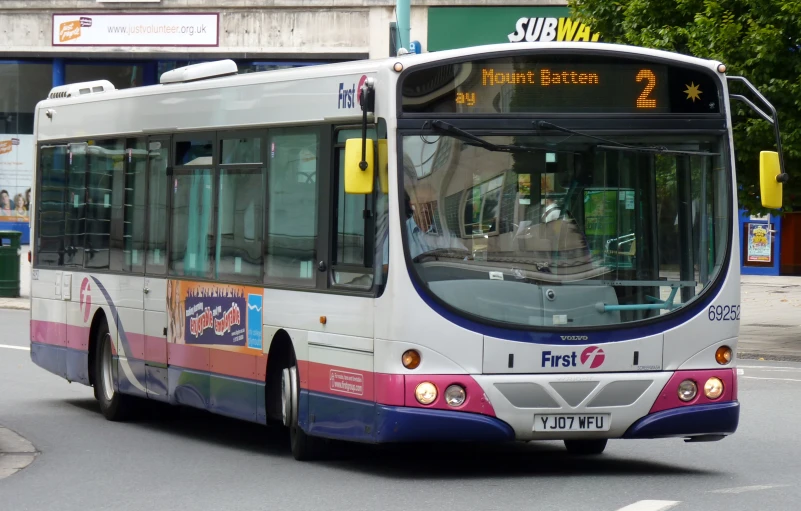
<box><xmin>52</xmin><ymin>13</ymin><xmax>219</xmax><ymax>47</ymax></box>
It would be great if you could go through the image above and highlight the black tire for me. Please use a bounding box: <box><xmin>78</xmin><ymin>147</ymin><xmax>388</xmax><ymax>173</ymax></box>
<box><xmin>290</xmin><ymin>418</ymin><xmax>322</xmax><ymax>461</ymax></box>
<box><xmin>93</xmin><ymin>318</ymin><xmax>135</xmax><ymax>421</ymax></box>
<box><xmin>282</xmin><ymin>364</ymin><xmax>321</xmax><ymax>461</ymax></box>
<box><xmin>564</xmin><ymin>439</ymin><xmax>608</xmax><ymax>455</ymax></box>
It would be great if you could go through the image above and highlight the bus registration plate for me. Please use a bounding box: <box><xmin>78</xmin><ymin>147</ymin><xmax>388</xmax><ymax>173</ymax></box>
<box><xmin>533</xmin><ymin>414</ymin><xmax>611</xmax><ymax>432</ymax></box>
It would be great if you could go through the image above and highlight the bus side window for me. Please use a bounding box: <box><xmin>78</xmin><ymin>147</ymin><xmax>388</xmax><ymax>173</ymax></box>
<box><xmin>332</xmin><ymin>127</ymin><xmax>378</xmax><ymax>289</ymax></box>
<box><xmin>146</xmin><ymin>139</ymin><xmax>169</xmax><ymax>275</ymax></box>
<box><xmin>265</xmin><ymin>128</ymin><xmax>319</xmax><ymax>284</ymax></box>
<box><xmin>37</xmin><ymin>145</ymin><xmax>69</xmax><ymax>267</ymax></box>
<box><xmin>65</xmin><ymin>143</ymin><xmax>87</xmax><ymax>268</ymax></box>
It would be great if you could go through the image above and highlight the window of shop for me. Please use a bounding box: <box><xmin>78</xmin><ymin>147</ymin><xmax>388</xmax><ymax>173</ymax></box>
<box><xmin>65</xmin><ymin>62</ymin><xmax>145</xmax><ymax>90</ymax></box>
<box><xmin>0</xmin><ymin>61</ymin><xmax>52</xmax><ymax>135</ymax></box>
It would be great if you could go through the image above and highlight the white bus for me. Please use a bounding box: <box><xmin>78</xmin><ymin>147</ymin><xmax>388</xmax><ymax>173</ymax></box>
<box><xmin>30</xmin><ymin>43</ymin><xmax>788</xmax><ymax>460</ymax></box>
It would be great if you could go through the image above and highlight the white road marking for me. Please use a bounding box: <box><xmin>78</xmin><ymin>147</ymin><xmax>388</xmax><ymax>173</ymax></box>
<box><xmin>710</xmin><ymin>484</ymin><xmax>787</xmax><ymax>494</ymax></box>
<box><xmin>739</xmin><ymin>365</ymin><xmax>801</xmax><ymax>371</ymax></box>
<box><xmin>615</xmin><ymin>501</ymin><xmax>681</xmax><ymax>511</ymax></box>
<box><xmin>742</xmin><ymin>376</ymin><xmax>801</xmax><ymax>383</ymax></box>
<box><xmin>0</xmin><ymin>344</ymin><xmax>29</xmax><ymax>351</ymax></box>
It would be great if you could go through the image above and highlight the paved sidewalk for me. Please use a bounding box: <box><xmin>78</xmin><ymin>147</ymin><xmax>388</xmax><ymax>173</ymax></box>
<box><xmin>739</xmin><ymin>275</ymin><xmax>801</xmax><ymax>361</ymax></box>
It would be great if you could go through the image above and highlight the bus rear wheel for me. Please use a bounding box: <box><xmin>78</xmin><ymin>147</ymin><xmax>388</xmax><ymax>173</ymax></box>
<box><xmin>564</xmin><ymin>439</ymin><xmax>607</xmax><ymax>455</ymax></box>
<box><xmin>93</xmin><ymin>319</ymin><xmax>134</xmax><ymax>421</ymax></box>
<box><xmin>282</xmin><ymin>365</ymin><xmax>321</xmax><ymax>461</ymax></box>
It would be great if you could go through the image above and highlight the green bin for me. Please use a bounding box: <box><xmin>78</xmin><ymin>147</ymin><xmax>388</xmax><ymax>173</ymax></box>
<box><xmin>0</xmin><ymin>230</ymin><xmax>22</xmax><ymax>298</ymax></box>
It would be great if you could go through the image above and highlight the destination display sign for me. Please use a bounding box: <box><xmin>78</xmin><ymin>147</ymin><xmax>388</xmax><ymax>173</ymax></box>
<box><xmin>401</xmin><ymin>56</ymin><xmax>721</xmax><ymax>115</ymax></box>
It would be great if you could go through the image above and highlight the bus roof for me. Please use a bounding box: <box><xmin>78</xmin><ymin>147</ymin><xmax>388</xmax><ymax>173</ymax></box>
<box><xmin>36</xmin><ymin>42</ymin><xmax>722</xmax><ymax>109</ymax></box>
<box><xmin>34</xmin><ymin>42</ymin><xmax>724</xmax><ymax>141</ymax></box>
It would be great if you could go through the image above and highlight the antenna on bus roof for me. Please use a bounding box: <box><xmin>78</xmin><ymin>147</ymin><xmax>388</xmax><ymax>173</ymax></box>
<box><xmin>160</xmin><ymin>60</ymin><xmax>238</xmax><ymax>85</ymax></box>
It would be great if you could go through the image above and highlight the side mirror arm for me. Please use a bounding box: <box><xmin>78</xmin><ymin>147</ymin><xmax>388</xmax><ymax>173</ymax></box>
<box><xmin>727</xmin><ymin>75</ymin><xmax>789</xmax><ymax>184</ymax></box>
<box><xmin>359</xmin><ymin>78</ymin><xmax>376</xmax><ymax>171</ymax></box>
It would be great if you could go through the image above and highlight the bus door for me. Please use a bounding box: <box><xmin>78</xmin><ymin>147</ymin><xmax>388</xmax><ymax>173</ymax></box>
<box><xmin>143</xmin><ymin>137</ymin><xmax>170</xmax><ymax>401</ymax></box>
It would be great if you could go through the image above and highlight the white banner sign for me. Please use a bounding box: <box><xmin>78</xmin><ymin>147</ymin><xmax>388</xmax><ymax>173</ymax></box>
<box><xmin>52</xmin><ymin>13</ymin><xmax>219</xmax><ymax>47</ymax></box>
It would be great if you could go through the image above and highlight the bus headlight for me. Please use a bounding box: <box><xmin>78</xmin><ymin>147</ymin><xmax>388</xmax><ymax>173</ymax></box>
<box><xmin>704</xmin><ymin>377</ymin><xmax>724</xmax><ymax>399</ymax></box>
<box><xmin>715</xmin><ymin>346</ymin><xmax>732</xmax><ymax>365</ymax></box>
<box><xmin>415</xmin><ymin>382</ymin><xmax>437</xmax><ymax>405</ymax></box>
<box><xmin>678</xmin><ymin>380</ymin><xmax>697</xmax><ymax>402</ymax></box>
<box><xmin>444</xmin><ymin>385</ymin><xmax>466</xmax><ymax>407</ymax></box>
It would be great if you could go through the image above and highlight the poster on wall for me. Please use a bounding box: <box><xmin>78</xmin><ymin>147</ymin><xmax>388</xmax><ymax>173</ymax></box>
<box><xmin>0</xmin><ymin>135</ymin><xmax>34</xmax><ymax>223</ymax></box>
<box><xmin>52</xmin><ymin>13</ymin><xmax>219</xmax><ymax>47</ymax></box>
<box><xmin>167</xmin><ymin>280</ymin><xmax>263</xmax><ymax>351</ymax></box>
<box><xmin>747</xmin><ymin>223</ymin><xmax>772</xmax><ymax>262</ymax></box>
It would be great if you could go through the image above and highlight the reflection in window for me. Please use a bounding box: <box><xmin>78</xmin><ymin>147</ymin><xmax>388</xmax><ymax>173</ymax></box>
<box><xmin>335</xmin><ymin>151</ymin><xmax>367</xmax><ymax>266</ymax></box>
<box><xmin>176</xmin><ymin>139</ymin><xmax>213</xmax><ymax>166</ymax></box>
<box><xmin>266</xmin><ymin>129</ymin><xmax>318</xmax><ymax>281</ymax></box>
<box><xmin>413</xmin><ymin>201</ymin><xmax>441</xmax><ymax>235</ymax></box>
<box><xmin>463</xmin><ymin>174</ymin><xmax>503</xmax><ymax>236</ymax></box>
<box><xmin>170</xmin><ymin>170</ymin><xmax>213</xmax><ymax>277</ymax></box>
<box><xmin>123</xmin><ymin>140</ymin><xmax>147</xmax><ymax>273</ymax></box>
<box><xmin>146</xmin><ymin>141</ymin><xmax>169</xmax><ymax>274</ymax></box>
<box><xmin>332</xmin><ymin>128</ymin><xmax>380</xmax><ymax>289</ymax></box>
<box><xmin>221</xmin><ymin>137</ymin><xmax>261</xmax><ymax>164</ymax></box>
<box><xmin>0</xmin><ymin>62</ymin><xmax>53</xmax><ymax>134</ymax></box>
<box><xmin>84</xmin><ymin>140</ymin><xmax>121</xmax><ymax>269</ymax></box>
<box><xmin>65</xmin><ymin>143</ymin><xmax>87</xmax><ymax>267</ymax></box>
<box><xmin>37</xmin><ymin>145</ymin><xmax>68</xmax><ymax>266</ymax></box>
<box><xmin>216</xmin><ymin>170</ymin><xmax>264</xmax><ymax>281</ymax></box>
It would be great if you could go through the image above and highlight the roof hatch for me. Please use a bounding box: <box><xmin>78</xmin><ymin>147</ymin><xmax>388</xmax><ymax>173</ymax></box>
<box><xmin>160</xmin><ymin>60</ymin><xmax>238</xmax><ymax>84</ymax></box>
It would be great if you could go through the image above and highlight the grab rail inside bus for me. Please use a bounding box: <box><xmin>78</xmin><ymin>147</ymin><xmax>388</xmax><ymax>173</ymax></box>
<box><xmin>576</xmin><ymin>280</ymin><xmax>697</xmax><ymax>313</ymax></box>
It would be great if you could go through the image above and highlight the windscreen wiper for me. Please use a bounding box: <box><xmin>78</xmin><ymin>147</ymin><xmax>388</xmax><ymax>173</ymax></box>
<box><xmin>429</xmin><ymin>120</ymin><xmax>543</xmax><ymax>154</ymax></box>
<box><xmin>534</xmin><ymin>120</ymin><xmax>720</xmax><ymax>156</ymax></box>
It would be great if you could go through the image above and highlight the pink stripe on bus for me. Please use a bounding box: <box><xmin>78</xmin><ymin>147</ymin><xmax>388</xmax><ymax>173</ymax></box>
<box><xmin>66</xmin><ymin>324</ymin><xmax>91</xmax><ymax>351</ymax></box>
<box><xmin>168</xmin><ymin>342</ymin><xmax>210</xmax><ymax>372</ymax></box>
<box><xmin>210</xmin><ymin>349</ymin><xmax>257</xmax><ymax>381</ymax></box>
<box><xmin>126</xmin><ymin>332</ymin><xmax>146</xmax><ymax>359</ymax></box>
<box><xmin>144</xmin><ymin>336</ymin><xmax>168</xmax><ymax>365</ymax></box>
<box><xmin>649</xmin><ymin>368</ymin><xmax>736</xmax><ymax>413</ymax></box>
<box><xmin>374</xmin><ymin>373</ymin><xmax>405</xmax><ymax>406</ymax></box>
<box><xmin>30</xmin><ymin>319</ymin><xmax>66</xmax><ymax>347</ymax></box>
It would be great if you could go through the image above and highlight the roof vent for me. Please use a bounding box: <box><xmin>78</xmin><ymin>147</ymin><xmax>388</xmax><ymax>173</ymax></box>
<box><xmin>160</xmin><ymin>60</ymin><xmax>238</xmax><ymax>84</ymax></box>
<box><xmin>48</xmin><ymin>80</ymin><xmax>116</xmax><ymax>99</ymax></box>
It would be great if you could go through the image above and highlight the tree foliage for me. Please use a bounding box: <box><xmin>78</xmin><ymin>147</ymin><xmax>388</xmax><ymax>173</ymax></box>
<box><xmin>568</xmin><ymin>0</ymin><xmax>801</xmax><ymax>214</ymax></box>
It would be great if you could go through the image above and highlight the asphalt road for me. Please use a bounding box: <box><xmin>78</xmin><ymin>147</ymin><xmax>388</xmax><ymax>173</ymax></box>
<box><xmin>2</xmin><ymin>308</ymin><xmax>800</xmax><ymax>511</ymax></box>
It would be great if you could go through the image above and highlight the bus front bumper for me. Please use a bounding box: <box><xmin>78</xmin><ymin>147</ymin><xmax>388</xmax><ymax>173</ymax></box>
<box><xmin>622</xmin><ymin>401</ymin><xmax>740</xmax><ymax>439</ymax></box>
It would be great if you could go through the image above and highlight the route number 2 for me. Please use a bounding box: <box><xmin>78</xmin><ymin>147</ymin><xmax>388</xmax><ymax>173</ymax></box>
<box><xmin>636</xmin><ymin>69</ymin><xmax>657</xmax><ymax>109</ymax></box>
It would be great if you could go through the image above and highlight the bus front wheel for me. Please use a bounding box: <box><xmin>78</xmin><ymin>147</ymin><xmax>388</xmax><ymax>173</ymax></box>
<box><xmin>564</xmin><ymin>439</ymin><xmax>607</xmax><ymax>455</ymax></box>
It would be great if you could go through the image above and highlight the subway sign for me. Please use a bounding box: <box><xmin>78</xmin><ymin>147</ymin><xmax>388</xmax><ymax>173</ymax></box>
<box><xmin>427</xmin><ymin>8</ymin><xmax>601</xmax><ymax>52</ymax></box>
<box><xmin>508</xmin><ymin>17</ymin><xmax>600</xmax><ymax>43</ymax></box>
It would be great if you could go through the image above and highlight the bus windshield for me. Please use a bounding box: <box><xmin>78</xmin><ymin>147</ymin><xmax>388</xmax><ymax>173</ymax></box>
<box><xmin>400</xmin><ymin>133</ymin><xmax>729</xmax><ymax>328</ymax></box>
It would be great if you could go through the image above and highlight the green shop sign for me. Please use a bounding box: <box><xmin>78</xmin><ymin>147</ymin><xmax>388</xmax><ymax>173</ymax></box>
<box><xmin>427</xmin><ymin>6</ymin><xmax>600</xmax><ymax>52</ymax></box>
